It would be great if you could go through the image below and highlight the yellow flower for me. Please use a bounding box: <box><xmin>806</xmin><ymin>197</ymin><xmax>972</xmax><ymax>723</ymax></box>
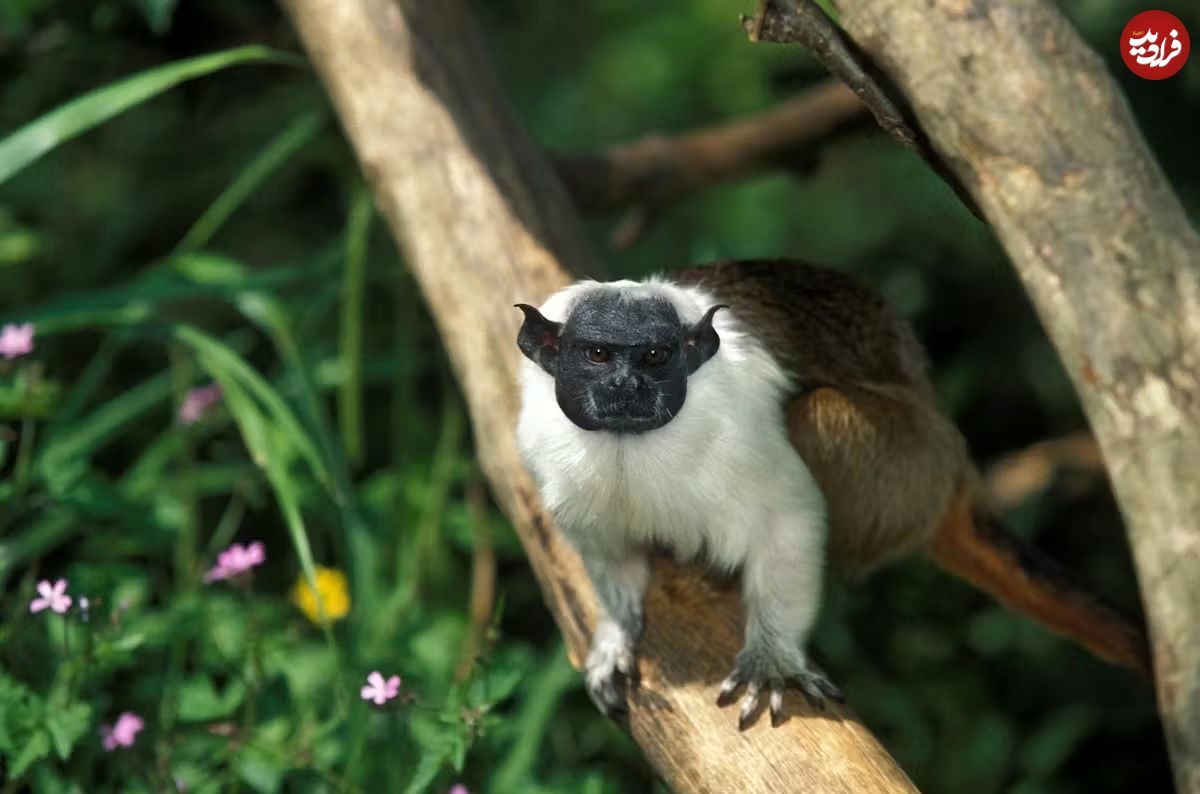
<box><xmin>290</xmin><ymin>566</ymin><xmax>351</xmax><ymax>625</ymax></box>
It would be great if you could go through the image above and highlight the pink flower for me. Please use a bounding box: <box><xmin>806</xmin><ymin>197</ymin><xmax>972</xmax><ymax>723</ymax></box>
<box><xmin>449</xmin><ymin>785</ymin><xmax>469</xmax><ymax>794</ymax></box>
<box><xmin>179</xmin><ymin>383</ymin><xmax>222</xmax><ymax>425</ymax></box>
<box><xmin>0</xmin><ymin>323</ymin><xmax>34</xmax><ymax>360</ymax></box>
<box><xmin>100</xmin><ymin>712</ymin><xmax>144</xmax><ymax>751</ymax></box>
<box><xmin>360</xmin><ymin>671</ymin><xmax>401</xmax><ymax>705</ymax></box>
<box><xmin>30</xmin><ymin>579</ymin><xmax>72</xmax><ymax>614</ymax></box>
<box><xmin>203</xmin><ymin>541</ymin><xmax>265</xmax><ymax>583</ymax></box>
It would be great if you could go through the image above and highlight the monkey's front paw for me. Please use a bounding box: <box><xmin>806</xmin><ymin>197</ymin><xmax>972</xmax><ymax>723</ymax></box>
<box><xmin>584</xmin><ymin>636</ymin><xmax>638</xmax><ymax>718</ymax></box>
<box><xmin>716</xmin><ymin>648</ymin><xmax>843</xmax><ymax>730</ymax></box>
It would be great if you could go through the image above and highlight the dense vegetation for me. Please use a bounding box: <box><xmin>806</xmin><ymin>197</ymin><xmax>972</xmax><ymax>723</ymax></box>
<box><xmin>1</xmin><ymin>1</ymin><xmax>1194</xmax><ymax>791</ymax></box>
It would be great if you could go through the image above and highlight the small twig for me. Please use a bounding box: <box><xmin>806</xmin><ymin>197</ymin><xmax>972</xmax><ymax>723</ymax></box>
<box><xmin>456</xmin><ymin>476</ymin><xmax>497</xmax><ymax>680</ymax></box>
<box><xmin>742</xmin><ymin>0</ymin><xmax>984</xmax><ymax>220</ymax></box>
<box><xmin>984</xmin><ymin>431</ymin><xmax>1105</xmax><ymax>511</ymax></box>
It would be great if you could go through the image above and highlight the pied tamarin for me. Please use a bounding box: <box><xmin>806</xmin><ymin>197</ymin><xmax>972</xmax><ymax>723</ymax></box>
<box><xmin>513</xmin><ymin>258</ymin><xmax>1149</xmax><ymax>729</ymax></box>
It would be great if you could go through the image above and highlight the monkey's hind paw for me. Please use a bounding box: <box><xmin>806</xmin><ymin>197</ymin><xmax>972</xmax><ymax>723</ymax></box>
<box><xmin>717</xmin><ymin>651</ymin><xmax>843</xmax><ymax>730</ymax></box>
<box><xmin>584</xmin><ymin>638</ymin><xmax>638</xmax><ymax>719</ymax></box>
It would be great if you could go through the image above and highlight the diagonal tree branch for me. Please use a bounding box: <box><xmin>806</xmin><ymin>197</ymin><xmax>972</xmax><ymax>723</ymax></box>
<box><xmin>555</xmin><ymin>79</ymin><xmax>868</xmax><ymax>246</ymax></box>
<box><xmin>279</xmin><ymin>0</ymin><xmax>917</xmax><ymax>790</ymax></box>
<box><xmin>815</xmin><ymin>0</ymin><xmax>1200</xmax><ymax>789</ymax></box>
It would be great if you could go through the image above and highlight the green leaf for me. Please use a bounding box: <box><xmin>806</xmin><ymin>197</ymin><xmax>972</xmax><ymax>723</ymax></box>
<box><xmin>235</xmin><ymin>743</ymin><xmax>285</xmax><ymax>793</ymax></box>
<box><xmin>0</xmin><ymin>45</ymin><xmax>302</xmax><ymax>185</ymax></box>
<box><xmin>45</xmin><ymin>702</ymin><xmax>92</xmax><ymax>760</ymax></box>
<box><xmin>177</xmin><ymin>676</ymin><xmax>246</xmax><ymax>722</ymax></box>
<box><xmin>1020</xmin><ymin>705</ymin><xmax>1096</xmax><ymax>778</ymax></box>
<box><xmin>404</xmin><ymin>737</ymin><xmax>454</xmax><ymax>794</ymax></box>
<box><xmin>468</xmin><ymin>646</ymin><xmax>531</xmax><ymax>709</ymax></box>
<box><xmin>131</xmin><ymin>0</ymin><xmax>180</xmax><ymax>34</ymax></box>
<box><xmin>11</xmin><ymin>729</ymin><xmax>50</xmax><ymax>779</ymax></box>
<box><xmin>266</xmin><ymin>643</ymin><xmax>336</xmax><ymax>703</ymax></box>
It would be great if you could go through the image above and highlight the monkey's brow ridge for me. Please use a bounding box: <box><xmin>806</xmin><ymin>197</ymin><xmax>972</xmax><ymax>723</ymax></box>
<box><xmin>567</xmin><ymin>293</ymin><xmax>681</xmax><ymax>346</ymax></box>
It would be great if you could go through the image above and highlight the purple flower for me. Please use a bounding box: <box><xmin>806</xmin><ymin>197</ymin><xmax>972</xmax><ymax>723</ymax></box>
<box><xmin>449</xmin><ymin>785</ymin><xmax>469</xmax><ymax>794</ymax></box>
<box><xmin>360</xmin><ymin>671</ymin><xmax>401</xmax><ymax>705</ymax></box>
<box><xmin>178</xmin><ymin>383</ymin><xmax>222</xmax><ymax>425</ymax></box>
<box><xmin>203</xmin><ymin>541</ymin><xmax>265</xmax><ymax>583</ymax></box>
<box><xmin>0</xmin><ymin>323</ymin><xmax>34</xmax><ymax>360</ymax></box>
<box><xmin>101</xmin><ymin>712</ymin><xmax>144</xmax><ymax>751</ymax></box>
<box><xmin>30</xmin><ymin>579</ymin><xmax>72</xmax><ymax>614</ymax></box>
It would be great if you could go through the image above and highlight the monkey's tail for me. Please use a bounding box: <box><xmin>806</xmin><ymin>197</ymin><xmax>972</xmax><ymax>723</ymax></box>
<box><xmin>928</xmin><ymin>488</ymin><xmax>1152</xmax><ymax>675</ymax></box>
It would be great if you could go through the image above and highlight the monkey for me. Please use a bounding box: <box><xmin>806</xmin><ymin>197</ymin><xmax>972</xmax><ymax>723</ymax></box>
<box><xmin>513</xmin><ymin>258</ymin><xmax>1150</xmax><ymax>729</ymax></box>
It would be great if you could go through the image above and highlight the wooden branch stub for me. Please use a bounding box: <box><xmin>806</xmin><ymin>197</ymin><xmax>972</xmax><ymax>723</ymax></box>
<box><xmin>741</xmin><ymin>0</ymin><xmax>916</xmax><ymax>149</ymax></box>
<box><xmin>742</xmin><ymin>0</ymin><xmax>983</xmax><ymax>219</ymax></box>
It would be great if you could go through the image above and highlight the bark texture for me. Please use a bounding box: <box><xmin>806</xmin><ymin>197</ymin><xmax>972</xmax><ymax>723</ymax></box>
<box><xmin>279</xmin><ymin>0</ymin><xmax>917</xmax><ymax>790</ymax></box>
<box><xmin>827</xmin><ymin>1</ymin><xmax>1200</xmax><ymax>789</ymax></box>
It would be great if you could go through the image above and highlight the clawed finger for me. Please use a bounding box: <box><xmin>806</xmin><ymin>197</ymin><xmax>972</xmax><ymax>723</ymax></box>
<box><xmin>716</xmin><ymin>674</ymin><xmax>743</xmax><ymax>707</ymax></box>
<box><xmin>737</xmin><ymin>680</ymin><xmax>764</xmax><ymax>731</ymax></box>
<box><xmin>769</xmin><ymin>685</ymin><xmax>785</xmax><ymax>727</ymax></box>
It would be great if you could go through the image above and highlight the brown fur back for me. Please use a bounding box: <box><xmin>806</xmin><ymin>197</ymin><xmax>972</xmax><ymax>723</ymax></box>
<box><xmin>673</xmin><ymin>259</ymin><xmax>969</xmax><ymax>575</ymax></box>
<box><xmin>672</xmin><ymin>259</ymin><xmax>1150</xmax><ymax>673</ymax></box>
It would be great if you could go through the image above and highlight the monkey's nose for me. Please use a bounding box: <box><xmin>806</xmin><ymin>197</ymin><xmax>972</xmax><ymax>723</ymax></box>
<box><xmin>606</xmin><ymin>373</ymin><xmax>643</xmax><ymax>391</ymax></box>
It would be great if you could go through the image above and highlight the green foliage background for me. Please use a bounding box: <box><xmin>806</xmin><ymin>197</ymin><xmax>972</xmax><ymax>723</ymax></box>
<box><xmin>1</xmin><ymin>0</ymin><xmax>1195</xmax><ymax>791</ymax></box>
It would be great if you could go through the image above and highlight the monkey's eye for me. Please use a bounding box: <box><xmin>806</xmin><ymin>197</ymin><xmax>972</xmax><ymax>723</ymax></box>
<box><xmin>585</xmin><ymin>347</ymin><xmax>611</xmax><ymax>364</ymax></box>
<box><xmin>642</xmin><ymin>347</ymin><xmax>671</xmax><ymax>366</ymax></box>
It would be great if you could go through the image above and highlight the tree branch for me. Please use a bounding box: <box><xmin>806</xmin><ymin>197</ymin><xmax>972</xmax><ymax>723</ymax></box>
<box><xmin>555</xmin><ymin>79</ymin><xmax>867</xmax><ymax>246</ymax></box>
<box><xmin>279</xmin><ymin>0</ymin><xmax>916</xmax><ymax>790</ymax></box>
<box><xmin>742</xmin><ymin>0</ymin><xmax>983</xmax><ymax>219</ymax></box>
<box><xmin>823</xmin><ymin>0</ymin><xmax>1200</xmax><ymax>789</ymax></box>
<box><xmin>984</xmin><ymin>432</ymin><xmax>1104</xmax><ymax>511</ymax></box>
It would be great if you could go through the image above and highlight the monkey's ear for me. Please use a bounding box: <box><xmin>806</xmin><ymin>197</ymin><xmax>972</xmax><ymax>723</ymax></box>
<box><xmin>684</xmin><ymin>304</ymin><xmax>727</xmax><ymax>374</ymax></box>
<box><xmin>515</xmin><ymin>303</ymin><xmax>563</xmax><ymax>375</ymax></box>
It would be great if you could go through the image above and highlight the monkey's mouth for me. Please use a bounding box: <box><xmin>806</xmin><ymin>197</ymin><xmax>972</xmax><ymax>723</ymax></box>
<box><xmin>558</xmin><ymin>389</ymin><xmax>676</xmax><ymax>434</ymax></box>
<box><xmin>588</xmin><ymin>396</ymin><xmax>669</xmax><ymax>433</ymax></box>
<box><xmin>593</xmin><ymin>413</ymin><xmax>666</xmax><ymax>433</ymax></box>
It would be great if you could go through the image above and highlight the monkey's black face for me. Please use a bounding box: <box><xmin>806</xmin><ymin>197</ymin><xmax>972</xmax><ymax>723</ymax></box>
<box><xmin>555</xmin><ymin>294</ymin><xmax>688</xmax><ymax>433</ymax></box>
<box><xmin>516</xmin><ymin>290</ymin><xmax>725</xmax><ymax>435</ymax></box>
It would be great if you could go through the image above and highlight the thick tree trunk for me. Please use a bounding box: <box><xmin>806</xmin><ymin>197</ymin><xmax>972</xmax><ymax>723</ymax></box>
<box><xmin>279</xmin><ymin>0</ymin><xmax>916</xmax><ymax>791</ymax></box>
<box><xmin>825</xmin><ymin>1</ymin><xmax>1200</xmax><ymax>790</ymax></box>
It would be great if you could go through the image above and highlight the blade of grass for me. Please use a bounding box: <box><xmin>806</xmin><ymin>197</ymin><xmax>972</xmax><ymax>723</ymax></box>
<box><xmin>174</xmin><ymin>110</ymin><xmax>326</xmax><ymax>253</ymax></box>
<box><xmin>0</xmin><ymin>45</ymin><xmax>305</xmax><ymax>185</ymax></box>
<box><xmin>35</xmin><ymin>373</ymin><xmax>173</xmax><ymax>480</ymax></box>
<box><xmin>175</xmin><ymin>258</ymin><xmax>382</xmax><ymax>631</ymax></box>
<box><xmin>0</xmin><ymin>251</ymin><xmax>335</xmax><ymax>331</ymax></box>
<box><xmin>44</xmin><ymin>333</ymin><xmax>124</xmax><ymax>434</ymax></box>
<box><xmin>173</xmin><ymin>325</ymin><xmax>349</xmax><ymax>714</ymax></box>
<box><xmin>410</xmin><ymin>387</ymin><xmax>465</xmax><ymax>595</ymax></box>
<box><xmin>492</xmin><ymin>648</ymin><xmax>579</xmax><ymax>793</ymax></box>
<box><xmin>170</xmin><ymin>325</ymin><xmax>330</xmax><ymax>489</ymax></box>
<box><xmin>0</xmin><ymin>511</ymin><xmax>73</xmax><ymax>589</ymax></box>
<box><xmin>168</xmin><ymin>346</ymin><xmax>201</xmax><ymax>591</ymax></box>
<box><xmin>338</xmin><ymin>186</ymin><xmax>373</xmax><ymax>467</ymax></box>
